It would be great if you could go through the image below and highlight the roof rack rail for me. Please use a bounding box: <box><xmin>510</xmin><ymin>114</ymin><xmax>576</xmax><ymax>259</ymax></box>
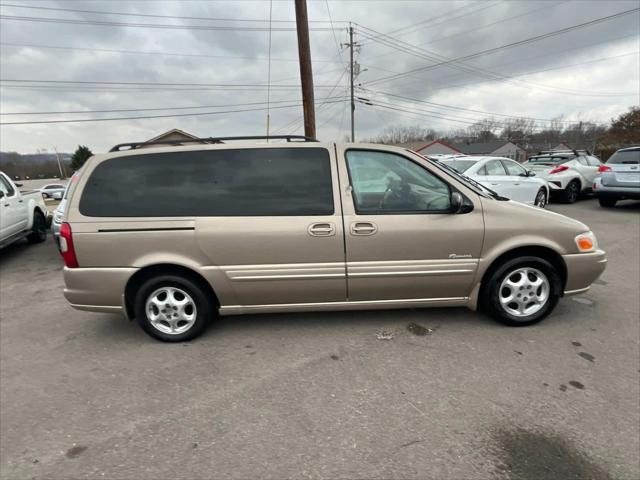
<box><xmin>109</xmin><ymin>135</ymin><xmax>317</xmax><ymax>152</ymax></box>
<box><xmin>535</xmin><ymin>149</ymin><xmax>590</xmax><ymax>156</ymax></box>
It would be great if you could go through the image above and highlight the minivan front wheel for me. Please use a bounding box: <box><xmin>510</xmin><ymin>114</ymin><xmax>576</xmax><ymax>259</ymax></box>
<box><xmin>134</xmin><ymin>275</ymin><xmax>212</xmax><ymax>341</ymax></box>
<box><xmin>482</xmin><ymin>257</ymin><xmax>561</xmax><ymax>326</ymax></box>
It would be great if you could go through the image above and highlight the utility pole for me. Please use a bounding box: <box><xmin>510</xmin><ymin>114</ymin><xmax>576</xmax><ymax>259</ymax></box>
<box><xmin>294</xmin><ymin>0</ymin><xmax>316</xmax><ymax>139</ymax></box>
<box><xmin>349</xmin><ymin>24</ymin><xmax>355</xmax><ymax>142</ymax></box>
<box><xmin>53</xmin><ymin>146</ymin><xmax>66</xmax><ymax>179</ymax></box>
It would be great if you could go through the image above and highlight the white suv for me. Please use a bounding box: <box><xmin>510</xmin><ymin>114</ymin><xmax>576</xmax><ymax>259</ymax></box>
<box><xmin>523</xmin><ymin>151</ymin><xmax>602</xmax><ymax>203</ymax></box>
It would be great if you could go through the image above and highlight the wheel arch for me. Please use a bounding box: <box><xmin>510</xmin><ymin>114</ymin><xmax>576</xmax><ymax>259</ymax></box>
<box><xmin>468</xmin><ymin>245</ymin><xmax>567</xmax><ymax>310</ymax></box>
<box><xmin>481</xmin><ymin>245</ymin><xmax>567</xmax><ymax>293</ymax></box>
<box><xmin>29</xmin><ymin>205</ymin><xmax>46</xmax><ymax>230</ymax></box>
<box><xmin>124</xmin><ymin>263</ymin><xmax>220</xmax><ymax>320</ymax></box>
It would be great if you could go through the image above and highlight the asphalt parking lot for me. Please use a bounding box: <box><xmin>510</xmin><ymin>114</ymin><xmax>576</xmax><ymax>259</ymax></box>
<box><xmin>1</xmin><ymin>198</ymin><xmax>638</xmax><ymax>480</ymax></box>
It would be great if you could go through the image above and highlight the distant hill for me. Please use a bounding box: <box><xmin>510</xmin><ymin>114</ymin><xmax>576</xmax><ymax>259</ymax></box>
<box><xmin>0</xmin><ymin>151</ymin><xmax>73</xmax><ymax>179</ymax></box>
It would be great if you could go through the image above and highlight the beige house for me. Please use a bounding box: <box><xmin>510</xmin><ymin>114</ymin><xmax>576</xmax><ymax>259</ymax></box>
<box><xmin>139</xmin><ymin>129</ymin><xmax>201</xmax><ymax>148</ymax></box>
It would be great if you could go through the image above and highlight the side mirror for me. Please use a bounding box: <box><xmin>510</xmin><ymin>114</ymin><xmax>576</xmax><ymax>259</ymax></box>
<box><xmin>15</xmin><ymin>182</ymin><xmax>23</xmax><ymax>187</ymax></box>
<box><xmin>527</xmin><ymin>171</ymin><xmax>536</xmax><ymax>177</ymax></box>
<box><xmin>450</xmin><ymin>191</ymin><xmax>473</xmax><ymax>214</ymax></box>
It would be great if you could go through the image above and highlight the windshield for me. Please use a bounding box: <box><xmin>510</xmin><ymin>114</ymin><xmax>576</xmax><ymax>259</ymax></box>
<box><xmin>607</xmin><ymin>150</ymin><xmax>640</xmax><ymax>164</ymax></box>
<box><xmin>441</xmin><ymin>160</ymin><xmax>477</xmax><ymax>173</ymax></box>
<box><xmin>526</xmin><ymin>156</ymin><xmax>571</xmax><ymax>165</ymax></box>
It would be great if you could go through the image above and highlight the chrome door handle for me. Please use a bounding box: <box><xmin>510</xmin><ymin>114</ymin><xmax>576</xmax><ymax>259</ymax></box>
<box><xmin>350</xmin><ymin>222</ymin><xmax>378</xmax><ymax>236</ymax></box>
<box><xmin>308</xmin><ymin>222</ymin><xmax>336</xmax><ymax>237</ymax></box>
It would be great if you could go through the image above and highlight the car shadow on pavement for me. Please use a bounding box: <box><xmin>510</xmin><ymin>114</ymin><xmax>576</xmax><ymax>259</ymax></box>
<box><xmin>0</xmin><ymin>239</ymin><xmax>31</xmax><ymax>266</ymax></box>
<box><xmin>89</xmin><ymin>307</ymin><xmax>498</xmax><ymax>343</ymax></box>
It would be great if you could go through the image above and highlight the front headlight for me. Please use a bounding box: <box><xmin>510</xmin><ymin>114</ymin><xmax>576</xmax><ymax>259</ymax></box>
<box><xmin>575</xmin><ymin>231</ymin><xmax>598</xmax><ymax>252</ymax></box>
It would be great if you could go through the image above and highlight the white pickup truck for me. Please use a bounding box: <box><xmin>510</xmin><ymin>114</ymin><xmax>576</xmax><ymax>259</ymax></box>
<box><xmin>0</xmin><ymin>171</ymin><xmax>49</xmax><ymax>248</ymax></box>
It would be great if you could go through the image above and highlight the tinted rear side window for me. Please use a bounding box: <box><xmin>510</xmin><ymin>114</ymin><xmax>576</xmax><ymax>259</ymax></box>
<box><xmin>80</xmin><ymin>148</ymin><xmax>334</xmax><ymax>217</ymax></box>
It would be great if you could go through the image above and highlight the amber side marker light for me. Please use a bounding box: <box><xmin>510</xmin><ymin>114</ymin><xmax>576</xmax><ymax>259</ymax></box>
<box><xmin>575</xmin><ymin>232</ymin><xmax>597</xmax><ymax>252</ymax></box>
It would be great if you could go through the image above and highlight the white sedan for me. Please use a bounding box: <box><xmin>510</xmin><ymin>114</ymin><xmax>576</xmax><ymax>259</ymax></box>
<box><xmin>440</xmin><ymin>156</ymin><xmax>549</xmax><ymax>208</ymax></box>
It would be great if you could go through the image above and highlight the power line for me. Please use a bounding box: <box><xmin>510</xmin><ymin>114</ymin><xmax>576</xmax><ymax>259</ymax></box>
<box><xmin>363</xmin><ymin>8</ymin><xmax>640</xmax><ymax>86</ymax></box>
<box><xmin>357</xmin><ymin>28</ymin><xmax>637</xmax><ymax>96</ymax></box>
<box><xmin>384</xmin><ymin>51</ymin><xmax>640</xmax><ymax>97</ymax></box>
<box><xmin>0</xmin><ymin>42</ymin><xmax>343</xmax><ymax>63</ymax></box>
<box><xmin>0</xmin><ymin>98</ymin><xmax>344</xmax><ymax>115</ymax></box>
<box><xmin>359</xmin><ymin>98</ymin><xmax>605</xmax><ymax>130</ymax></box>
<box><xmin>363</xmin><ymin>1</ymin><xmax>500</xmax><ymax>43</ymax></box>
<box><xmin>0</xmin><ymin>99</ymin><xmax>346</xmax><ymax>125</ymax></box>
<box><xmin>360</xmin><ymin>90</ymin><xmax>602</xmax><ymax>125</ymax></box>
<box><xmin>0</xmin><ymin>14</ymin><xmax>340</xmax><ymax>31</ymax></box>
<box><xmin>325</xmin><ymin>0</ymin><xmax>345</xmax><ymax>66</ymax></box>
<box><xmin>0</xmin><ymin>2</ymin><xmax>346</xmax><ymax>23</ymax></box>
<box><xmin>272</xmin><ymin>67</ymin><xmax>348</xmax><ymax>134</ymax></box>
<box><xmin>428</xmin><ymin>1</ymin><xmax>569</xmax><ymax>46</ymax></box>
<box><xmin>266</xmin><ymin>0</ymin><xmax>273</xmax><ymax>136</ymax></box>
<box><xmin>0</xmin><ymin>79</ymin><xmax>343</xmax><ymax>88</ymax></box>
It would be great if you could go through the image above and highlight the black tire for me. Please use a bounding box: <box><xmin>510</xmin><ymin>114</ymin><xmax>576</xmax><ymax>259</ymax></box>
<box><xmin>134</xmin><ymin>275</ymin><xmax>213</xmax><ymax>342</ymax></box>
<box><xmin>534</xmin><ymin>188</ymin><xmax>547</xmax><ymax>208</ymax></box>
<box><xmin>598</xmin><ymin>197</ymin><xmax>617</xmax><ymax>208</ymax></box>
<box><xmin>560</xmin><ymin>180</ymin><xmax>580</xmax><ymax>204</ymax></box>
<box><xmin>480</xmin><ymin>256</ymin><xmax>562</xmax><ymax>327</ymax></box>
<box><xmin>26</xmin><ymin>210</ymin><xmax>47</xmax><ymax>244</ymax></box>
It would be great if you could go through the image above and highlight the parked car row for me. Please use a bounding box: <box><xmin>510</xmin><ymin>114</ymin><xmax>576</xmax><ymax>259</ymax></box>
<box><xmin>424</xmin><ymin>146</ymin><xmax>639</xmax><ymax>209</ymax></box>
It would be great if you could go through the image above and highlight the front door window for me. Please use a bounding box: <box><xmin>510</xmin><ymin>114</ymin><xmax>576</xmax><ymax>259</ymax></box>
<box><xmin>346</xmin><ymin>150</ymin><xmax>451</xmax><ymax>213</ymax></box>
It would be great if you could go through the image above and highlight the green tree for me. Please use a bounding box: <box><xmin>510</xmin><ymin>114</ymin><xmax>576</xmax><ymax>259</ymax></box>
<box><xmin>70</xmin><ymin>145</ymin><xmax>93</xmax><ymax>171</ymax></box>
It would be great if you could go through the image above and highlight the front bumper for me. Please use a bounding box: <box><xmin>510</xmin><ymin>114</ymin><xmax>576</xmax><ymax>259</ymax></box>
<box><xmin>64</xmin><ymin>266</ymin><xmax>137</xmax><ymax>314</ymax></box>
<box><xmin>562</xmin><ymin>250</ymin><xmax>607</xmax><ymax>295</ymax></box>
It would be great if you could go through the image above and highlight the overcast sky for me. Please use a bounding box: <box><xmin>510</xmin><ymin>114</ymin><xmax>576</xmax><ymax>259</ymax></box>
<box><xmin>0</xmin><ymin>0</ymin><xmax>638</xmax><ymax>153</ymax></box>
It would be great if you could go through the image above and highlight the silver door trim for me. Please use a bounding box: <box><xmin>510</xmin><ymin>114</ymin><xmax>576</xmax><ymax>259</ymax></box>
<box><xmin>219</xmin><ymin>296</ymin><xmax>468</xmax><ymax>315</ymax></box>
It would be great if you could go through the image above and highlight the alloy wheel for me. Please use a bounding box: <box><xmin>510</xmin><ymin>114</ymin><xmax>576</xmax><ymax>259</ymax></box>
<box><xmin>499</xmin><ymin>267</ymin><xmax>550</xmax><ymax>318</ymax></box>
<box><xmin>145</xmin><ymin>287</ymin><xmax>197</xmax><ymax>335</ymax></box>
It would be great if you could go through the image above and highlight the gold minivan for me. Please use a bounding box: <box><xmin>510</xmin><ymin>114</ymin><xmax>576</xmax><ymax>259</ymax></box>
<box><xmin>59</xmin><ymin>137</ymin><xmax>607</xmax><ymax>341</ymax></box>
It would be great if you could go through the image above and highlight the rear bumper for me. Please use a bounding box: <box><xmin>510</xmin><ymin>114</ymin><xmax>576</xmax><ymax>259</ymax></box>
<box><xmin>562</xmin><ymin>250</ymin><xmax>607</xmax><ymax>294</ymax></box>
<box><xmin>64</xmin><ymin>267</ymin><xmax>137</xmax><ymax>314</ymax></box>
<box><xmin>593</xmin><ymin>183</ymin><xmax>640</xmax><ymax>199</ymax></box>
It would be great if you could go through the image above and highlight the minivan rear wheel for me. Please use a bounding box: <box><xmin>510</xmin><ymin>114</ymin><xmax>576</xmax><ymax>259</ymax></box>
<box><xmin>481</xmin><ymin>256</ymin><xmax>561</xmax><ymax>327</ymax></box>
<box><xmin>134</xmin><ymin>275</ymin><xmax>213</xmax><ymax>342</ymax></box>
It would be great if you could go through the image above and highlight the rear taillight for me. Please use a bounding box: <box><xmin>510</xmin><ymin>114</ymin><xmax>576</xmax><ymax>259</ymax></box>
<box><xmin>549</xmin><ymin>165</ymin><xmax>569</xmax><ymax>174</ymax></box>
<box><xmin>598</xmin><ymin>165</ymin><xmax>611</xmax><ymax>172</ymax></box>
<box><xmin>59</xmin><ymin>222</ymin><xmax>79</xmax><ymax>268</ymax></box>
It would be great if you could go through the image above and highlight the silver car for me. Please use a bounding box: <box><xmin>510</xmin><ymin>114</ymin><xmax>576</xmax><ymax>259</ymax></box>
<box><xmin>39</xmin><ymin>183</ymin><xmax>67</xmax><ymax>198</ymax></box>
<box><xmin>593</xmin><ymin>146</ymin><xmax>640</xmax><ymax>207</ymax></box>
<box><xmin>51</xmin><ymin>186</ymin><xmax>70</xmax><ymax>242</ymax></box>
